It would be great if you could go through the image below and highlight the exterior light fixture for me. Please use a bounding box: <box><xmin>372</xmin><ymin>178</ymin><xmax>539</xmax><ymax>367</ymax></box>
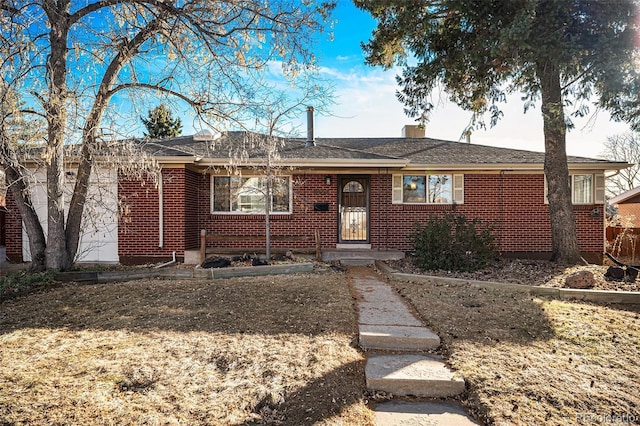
<box><xmin>325</xmin><ymin>175</ymin><xmax>332</xmax><ymax>186</ymax></box>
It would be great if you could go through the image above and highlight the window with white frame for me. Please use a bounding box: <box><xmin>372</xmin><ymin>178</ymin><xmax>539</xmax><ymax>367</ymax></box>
<box><xmin>572</xmin><ymin>174</ymin><xmax>593</xmax><ymax>204</ymax></box>
<box><xmin>544</xmin><ymin>173</ymin><xmax>605</xmax><ymax>205</ymax></box>
<box><xmin>392</xmin><ymin>174</ymin><xmax>463</xmax><ymax>204</ymax></box>
<box><xmin>211</xmin><ymin>175</ymin><xmax>291</xmax><ymax>214</ymax></box>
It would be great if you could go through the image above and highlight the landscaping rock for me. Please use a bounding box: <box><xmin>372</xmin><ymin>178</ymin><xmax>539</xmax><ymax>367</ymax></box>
<box><xmin>201</xmin><ymin>256</ymin><xmax>231</xmax><ymax>269</ymax></box>
<box><xmin>565</xmin><ymin>270</ymin><xmax>595</xmax><ymax>289</ymax></box>
<box><xmin>252</xmin><ymin>258</ymin><xmax>269</xmax><ymax>266</ymax></box>
<box><xmin>604</xmin><ymin>266</ymin><xmax>625</xmax><ymax>281</ymax></box>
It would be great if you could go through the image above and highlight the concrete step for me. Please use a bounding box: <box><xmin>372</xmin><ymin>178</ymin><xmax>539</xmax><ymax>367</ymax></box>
<box><xmin>373</xmin><ymin>401</ymin><xmax>479</xmax><ymax>425</ymax></box>
<box><xmin>340</xmin><ymin>258</ymin><xmax>375</xmax><ymax>266</ymax></box>
<box><xmin>358</xmin><ymin>301</ymin><xmax>423</xmax><ymax>327</ymax></box>
<box><xmin>366</xmin><ymin>353</ymin><xmax>465</xmax><ymax>398</ymax></box>
<box><xmin>359</xmin><ymin>324</ymin><xmax>440</xmax><ymax>351</ymax></box>
<box><xmin>322</xmin><ymin>249</ymin><xmax>404</xmax><ymax>263</ymax></box>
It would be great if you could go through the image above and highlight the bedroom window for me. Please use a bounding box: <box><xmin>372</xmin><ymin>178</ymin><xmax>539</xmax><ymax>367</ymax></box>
<box><xmin>544</xmin><ymin>173</ymin><xmax>604</xmax><ymax>205</ymax></box>
<box><xmin>572</xmin><ymin>174</ymin><xmax>593</xmax><ymax>204</ymax></box>
<box><xmin>393</xmin><ymin>174</ymin><xmax>463</xmax><ymax>204</ymax></box>
<box><xmin>211</xmin><ymin>175</ymin><xmax>291</xmax><ymax>214</ymax></box>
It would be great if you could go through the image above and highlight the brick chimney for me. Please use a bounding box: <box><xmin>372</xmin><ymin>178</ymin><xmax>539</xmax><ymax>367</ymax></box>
<box><xmin>402</xmin><ymin>125</ymin><xmax>425</xmax><ymax>138</ymax></box>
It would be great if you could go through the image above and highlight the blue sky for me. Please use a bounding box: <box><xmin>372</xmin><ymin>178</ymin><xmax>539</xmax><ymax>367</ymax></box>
<box><xmin>176</xmin><ymin>2</ymin><xmax>631</xmax><ymax>159</ymax></box>
<box><xmin>284</xmin><ymin>1</ymin><xmax>631</xmax><ymax>159</ymax></box>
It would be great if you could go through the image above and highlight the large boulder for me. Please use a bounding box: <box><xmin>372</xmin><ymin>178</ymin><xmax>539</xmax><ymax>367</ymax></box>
<box><xmin>565</xmin><ymin>270</ymin><xmax>596</xmax><ymax>289</ymax></box>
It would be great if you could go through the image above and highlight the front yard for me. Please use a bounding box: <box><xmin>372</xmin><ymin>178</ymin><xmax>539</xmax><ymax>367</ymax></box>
<box><xmin>0</xmin><ymin>272</ymin><xmax>373</xmax><ymax>425</ymax></box>
<box><xmin>2</xmin><ymin>264</ymin><xmax>640</xmax><ymax>425</ymax></box>
<box><xmin>394</xmin><ymin>277</ymin><xmax>640</xmax><ymax>425</ymax></box>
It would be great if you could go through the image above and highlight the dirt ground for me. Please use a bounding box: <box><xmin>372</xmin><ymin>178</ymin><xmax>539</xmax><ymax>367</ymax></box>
<box><xmin>392</xmin><ymin>275</ymin><xmax>640</xmax><ymax>425</ymax></box>
<box><xmin>2</xmin><ymin>261</ymin><xmax>640</xmax><ymax>425</ymax></box>
<box><xmin>387</xmin><ymin>255</ymin><xmax>640</xmax><ymax>292</ymax></box>
<box><xmin>0</xmin><ymin>271</ymin><xmax>374</xmax><ymax>426</ymax></box>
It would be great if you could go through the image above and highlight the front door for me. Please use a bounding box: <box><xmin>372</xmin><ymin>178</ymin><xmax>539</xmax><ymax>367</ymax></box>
<box><xmin>339</xmin><ymin>176</ymin><xmax>369</xmax><ymax>243</ymax></box>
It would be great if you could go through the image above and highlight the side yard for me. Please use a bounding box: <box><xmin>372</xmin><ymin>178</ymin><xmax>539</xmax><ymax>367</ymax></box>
<box><xmin>394</xmin><ymin>278</ymin><xmax>640</xmax><ymax>425</ymax></box>
<box><xmin>0</xmin><ymin>272</ymin><xmax>373</xmax><ymax>425</ymax></box>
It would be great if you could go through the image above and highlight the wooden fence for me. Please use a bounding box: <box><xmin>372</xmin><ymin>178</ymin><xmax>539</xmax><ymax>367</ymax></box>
<box><xmin>199</xmin><ymin>229</ymin><xmax>322</xmax><ymax>264</ymax></box>
<box><xmin>606</xmin><ymin>226</ymin><xmax>640</xmax><ymax>261</ymax></box>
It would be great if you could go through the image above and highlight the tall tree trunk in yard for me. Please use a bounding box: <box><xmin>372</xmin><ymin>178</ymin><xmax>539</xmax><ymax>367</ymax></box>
<box><xmin>537</xmin><ymin>60</ymin><xmax>582</xmax><ymax>264</ymax></box>
<box><xmin>44</xmin><ymin>4</ymin><xmax>71</xmax><ymax>270</ymax></box>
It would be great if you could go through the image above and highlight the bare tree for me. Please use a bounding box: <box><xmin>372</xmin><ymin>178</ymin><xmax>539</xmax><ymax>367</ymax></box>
<box><xmin>0</xmin><ymin>0</ymin><xmax>333</xmax><ymax>270</ymax></box>
<box><xmin>222</xmin><ymin>76</ymin><xmax>332</xmax><ymax>260</ymax></box>
<box><xmin>601</xmin><ymin>133</ymin><xmax>640</xmax><ymax>198</ymax></box>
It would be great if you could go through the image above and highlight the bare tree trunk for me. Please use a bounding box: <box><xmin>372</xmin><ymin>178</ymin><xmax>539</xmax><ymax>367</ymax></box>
<box><xmin>43</xmin><ymin>3</ymin><xmax>71</xmax><ymax>270</ymax></box>
<box><xmin>537</xmin><ymin>60</ymin><xmax>582</xmax><ymax>264</ymax></box>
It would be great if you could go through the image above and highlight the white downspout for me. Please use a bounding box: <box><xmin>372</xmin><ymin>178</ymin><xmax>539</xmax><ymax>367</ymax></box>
<box><xmin>155</xmin><ymin>251</ymin><xmax>176</xmax><ymax>268</ymax></box>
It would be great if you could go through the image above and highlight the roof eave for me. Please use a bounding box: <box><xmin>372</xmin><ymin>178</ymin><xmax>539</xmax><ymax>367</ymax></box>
<box><xmin>403</xmin><ymin>162</ymin><xmax>630</xmax><ymax>172</ymax></box>
<box><xmin>185</xmin><ymin>158</ymin><xmax>409</xmax><ymax>168</ymax></box>
<box><xmin>609</xmin><ymin>186</ymin><xmax>640</xmax><ymax>204</ymax></box>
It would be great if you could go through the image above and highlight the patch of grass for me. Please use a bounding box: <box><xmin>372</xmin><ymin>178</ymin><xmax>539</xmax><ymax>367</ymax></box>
<box><xmin>0</xmin><ymin>273</ymin><xmax>373</xmax><ymax>425</ymax></box>
<box><xmin>0</xmin><ymin>270</ymin><xmax>55</xmax><ymax>301</ymax></box>
<box><xmin>395</xmin><ymin>279</ymin><xmax>640</xmax><ymax>425</ymax></box>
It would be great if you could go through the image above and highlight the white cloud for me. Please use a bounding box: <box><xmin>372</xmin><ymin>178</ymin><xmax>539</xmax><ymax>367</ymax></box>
<box><xmin>309</xmin><ymin>65</ymin><xmax>630</xmax><ymax>159</ymax></box>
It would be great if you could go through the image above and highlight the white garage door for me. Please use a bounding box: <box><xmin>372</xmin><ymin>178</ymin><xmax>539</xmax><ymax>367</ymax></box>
<box><xmin>22</xmin><ymin>167</ymin><xmax>119</xmax><ymax>263</ymax></box>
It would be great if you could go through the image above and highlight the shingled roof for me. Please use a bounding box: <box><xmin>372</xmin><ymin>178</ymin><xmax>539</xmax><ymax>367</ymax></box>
<box><xmin>143</xmin><ymin>131</ymin><xmax>627</xmax><ymax>170</ymax></box>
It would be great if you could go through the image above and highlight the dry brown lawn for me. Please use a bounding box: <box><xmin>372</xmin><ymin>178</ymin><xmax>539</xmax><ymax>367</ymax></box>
<box><xmin>394</xmin><ymin>278</ymin><xmax>640</xmax><ymax>425</ymax></box>
<box><xmin>0</xmin><ymin>272</ymin><xmax>373</xmax><ymax>426</ymax></box>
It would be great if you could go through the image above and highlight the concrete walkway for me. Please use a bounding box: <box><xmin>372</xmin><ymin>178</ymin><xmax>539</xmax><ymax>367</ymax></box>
<box><xmin>347</xmin><ymin>266</ymin><xmax>478</xmax><ymax>426</ymax></box>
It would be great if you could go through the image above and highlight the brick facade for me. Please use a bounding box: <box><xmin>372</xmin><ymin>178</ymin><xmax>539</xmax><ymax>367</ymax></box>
<box><xmin>197</xmin><ymin>173</ymin><xmax>338</xmax><ymax>251</ymax></box>
<box><xmin>3</xmin><ymin>191</ymin><xmax>22</xmax><ymax>262</ymax></box>
<box><xmin>368</xmin><ymin>173</ymin><xmax>603</xmax><ymax>262</ymax></box>
<box><xmin>5</xmin><ymin>168</ymin><xmax>606</xmax><ymax>264</ymax></box>
<box><xmin>616</xmin><ymin>194</ymin><xmax>640</xmax><ymax>227</ymax></box>
<box><xmin>118</xmin><ymin>167</ymin><xmax>196</xmax><ymax>264</ymax></box>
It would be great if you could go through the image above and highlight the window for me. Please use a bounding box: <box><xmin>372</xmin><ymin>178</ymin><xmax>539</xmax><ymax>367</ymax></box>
<box><xmin>572</xmin><ymin>174</ymin><xmax>592</xmax><ymax>204</ymax></box>
<box><xmin>393</xmin><ymin>174</ymin><xmax>463</xmax><ymax>204</ymax></box>
<box><xmin>544</xmin><ymin>173</ymin><xmax>605</xmax><ymax>205</ymax></box>
<box><xmin>211</xmin><ymin>175</ymin><xmax>291</xmax><ymax>214</ymax></box>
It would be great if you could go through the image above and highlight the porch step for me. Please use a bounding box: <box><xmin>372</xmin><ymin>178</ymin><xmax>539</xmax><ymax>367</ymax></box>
<box><xmin>365</xmin><ymin>353</ymin><xmax>465</xmax><ymax>398</ymax></box>
<box><xmin>340</xmin><ymin>258</ymin><xmax>375</xmax><ymax>266</ymax></box>
<box><xmin>359</xmin><ymin>324</ymin><xmax>440</xmax><ymax>351</ymax></box>
<box><xmin>322</xmin><ymin>249</ymin><xmax>404</xmax><ymax>263</ymax></box>
<box><xmin>373</xmin><ymin>401</ymin><xmax>479</xmax><ymax>425</ymax></box>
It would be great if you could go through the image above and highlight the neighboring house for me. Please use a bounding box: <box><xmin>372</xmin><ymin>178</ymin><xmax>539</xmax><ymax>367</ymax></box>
<box><xmin>4</xmin><ymin>125</ymin><xmax>627</xmax><ymax>265</ymax></box>
<box><xmin>608</xmin><ymin>187</ymin><xmax>640</xmax><ymax>226</ymax></box>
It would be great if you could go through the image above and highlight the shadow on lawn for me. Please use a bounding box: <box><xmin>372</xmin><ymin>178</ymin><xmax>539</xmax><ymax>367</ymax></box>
<box><xmin>237</xmin><ymin>360</ymin><xmax>369</xmax><ymax>426</ymax></box>
<box><xmin>395</xmin><ymin>280</ymin><xmax>558</xmax><ymax>346</ymax></box>
<box><xmin>0</xmin><ymin>275</ymin><xmax>354</xmax><ymax>336</ymax></box>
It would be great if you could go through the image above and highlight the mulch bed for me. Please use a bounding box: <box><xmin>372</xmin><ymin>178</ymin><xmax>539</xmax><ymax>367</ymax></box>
<box><xmin>386</xmin><ymin>255</ymin><xmax>640</xmax><ymax>292</ymax></box>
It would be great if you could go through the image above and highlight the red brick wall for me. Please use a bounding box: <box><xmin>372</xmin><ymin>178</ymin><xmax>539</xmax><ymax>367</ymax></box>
<box><xmin>3</xmin><ymin>191</ymin><xmax>23</xmax><ymax>262</ymax></box>
<box><xmin>369</xmin><ymin>173</ymin><xmax>603</xmax><ymax>260</ymax></box>
<box><xmin>118</xmin><ymin>168</ymin><xmax>188</xmax><ymax>264</ymax></box>
<box><xmin>184</xmin><ymin>168</ymin><xmax>200</xmax><ymax>249</ymax></box>
<box><xmin>10</xmin><ymin>168</ymin><xmax>604</xmax><ymax>264</ymax></box>
<box><xmin>197</xmin><ymin>173</ymin><xmax>338</xmax><ymax>250</ymax></box>
<box><xmin>617</xmin><ymin>196</ymin><xmax>640</xmax><ymax>227</ymax></box>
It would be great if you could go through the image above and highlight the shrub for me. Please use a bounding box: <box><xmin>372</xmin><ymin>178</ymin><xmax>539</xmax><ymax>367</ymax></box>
<box><xmin>0</xmin><ymin>271</ymin><xmax>55</xmax><ymax>301</ymax></box>
<box><xmin>410</xmin><ymin>212</ymin><xmax>498</xmax><ymax>271</ymax></box>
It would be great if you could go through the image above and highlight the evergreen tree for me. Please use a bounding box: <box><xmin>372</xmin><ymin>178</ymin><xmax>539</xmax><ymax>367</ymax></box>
<box><xmin>355</xmin><ymin>0</ymin><xmax>640</xmax><ymax>264</ymax></box>
<box><xmin>141</xmin><ymin>104</ymin><xmax>182</xmax><ymax>139</ymax></box>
